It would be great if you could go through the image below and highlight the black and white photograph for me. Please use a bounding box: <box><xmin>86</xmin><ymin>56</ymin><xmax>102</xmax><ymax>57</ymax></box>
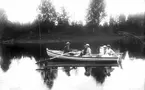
<box><xmin>0</xmin><ymin>0</ymin><xmax>145</xmax><ymax>90</ymax></box>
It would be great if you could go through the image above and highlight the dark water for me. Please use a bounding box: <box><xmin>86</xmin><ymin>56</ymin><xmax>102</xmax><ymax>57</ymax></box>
<box><xmin>0</xmin><ymin>38</ymin><xmax>144</xmax><ymax>88</ymax></box>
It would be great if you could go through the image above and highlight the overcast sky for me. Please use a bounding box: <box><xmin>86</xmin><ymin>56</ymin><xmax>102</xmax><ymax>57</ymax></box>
<box><xmin>0</xmin><ymin>0</ymin><xmax>144</xmax><ymax>24</ymax></box>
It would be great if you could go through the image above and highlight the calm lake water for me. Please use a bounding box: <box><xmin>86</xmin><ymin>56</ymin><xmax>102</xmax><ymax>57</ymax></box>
<box><xmin>0</xmin><ymin>39</ymin><xmax>145</xmax><ymax>90</ymax></box>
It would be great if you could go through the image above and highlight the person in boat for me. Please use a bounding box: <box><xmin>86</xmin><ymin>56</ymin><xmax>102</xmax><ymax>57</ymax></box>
<box><xmin>99</xmin><ymin>45</ymin><xmax>107</xmax><ymax>57</ymax></box>
<box><xmin>80</xmin><ymin>44</ymin><xmax>92</xmax><ymax>57</ymax></box>
<box><xmin>106</xmin><ymin>44</ymin><xmax>115</xmax><ymax>56</ymax></box>
<box><xmin>63</xmin><ymin>42</ymin><xmax>71</xmax><ymax>54</ymax></box>
<box><xmin>80</xmin><ymin>43</ymin><xmax>92</xmax><ymax>76</ymax></box>
<box><xmin>63</xmin><ymin>42</ymin><xmax>73</xmax><ymax>75</ymax></box>
<box><xmin>63</xmin><ymin>42</ymin><xmax>77</xmax><ymax>56</ymax></box>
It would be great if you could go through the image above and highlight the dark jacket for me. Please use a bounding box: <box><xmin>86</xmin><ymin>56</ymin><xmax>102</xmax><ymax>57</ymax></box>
<box><xmin>80</xmin><ymin>47</ymin><xmax>92</xmax><ymax>56</ymax></box>
<box><xmin>64</xmin><ymin>45</ymin><xmax>70</xmax><ymax>53</ymax></box>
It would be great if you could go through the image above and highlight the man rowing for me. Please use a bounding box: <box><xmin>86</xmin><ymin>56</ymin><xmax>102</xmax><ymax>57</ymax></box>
<box><xmin>63</xmin><ymin>42</ymin><xmax>80</xmax><ymax>56</ymax></box>
<box><xmin>63</xmin><ymin>42</ymin><xmax>71</xmax><ymax>53</ymax></box>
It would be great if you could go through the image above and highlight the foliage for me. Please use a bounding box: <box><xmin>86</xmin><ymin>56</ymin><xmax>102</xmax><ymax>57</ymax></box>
<box><xmin>38</xmin><ymin>0</ymin><xmax>57</xmax><ymax>22</ymax></box>
<box><xmin>55</xmin><ymin>7</ymin><xmax>69</xmax><ymax>32</ymax></box>
<box><xmin>0</xmin><ymin>0</ymin><xmax>144</xmax><ymax>40</ymax></box>
<box><xmin>86</xmin><ymin>0</ymin><xmax>106</xmax><ymax>30</ymax></box>
<box><xmin>116</xmin><ymin>13</ymin><xmax>144</xmax><ymax>35</ymax></box>
<box><xmin>0</xmin><ymin>9</ymin><xmax>7</xmax><ymax>23</ymax></box>
<box><xmin>57</xmin><ymin>7</ymin><xmax>69</xmax><ymax>25</ymax></box>
<box><xmin>0</xmin><ymin>9</ymin><xmax>8</xmax><ymax>39</ymax></box>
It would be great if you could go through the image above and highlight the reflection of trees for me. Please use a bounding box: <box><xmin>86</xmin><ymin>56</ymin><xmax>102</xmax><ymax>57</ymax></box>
<box><xmin>91</xmin><ymin>67</ymin><xmax>107</xmax><ymax>83</ymax></box>
<box><xmin>0</xmin><ymin>45</ymin><xmax>13</xmax><ymax>71</ymax></box>
<box><xmin>117</xmin><ymin>31</ymin><xmax>144</xmax><ymax>55</ymax></box>
<box><xmin>42</xmin><ymin>68</ymin><xmax>58</xmax><ymax>89</ymax></box>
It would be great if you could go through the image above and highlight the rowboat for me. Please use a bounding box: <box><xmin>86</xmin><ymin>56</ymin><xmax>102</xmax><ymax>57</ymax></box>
<box><xmin>46</xmin><ymin>48</ymin><xmax>119</xmax><ymax>61</ymax></box>
<box><xmin>39</xmin><ymin>48</ymin><xmax>123</xmax><ymax>67</ymax></box>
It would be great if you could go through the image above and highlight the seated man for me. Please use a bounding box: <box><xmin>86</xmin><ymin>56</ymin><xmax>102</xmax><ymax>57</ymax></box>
<box><xmin>63</xmin><ymin>42</ymin><xmax>81</xmax><ymax>56</ymax></box>
<box><xmin>80</xmin><ymin>44</ymin><xmax>92</xmax><ymax>57</ymax></box>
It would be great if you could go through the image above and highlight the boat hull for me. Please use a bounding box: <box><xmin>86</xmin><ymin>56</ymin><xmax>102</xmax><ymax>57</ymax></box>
<box><xmin>46</xmin><ymin>48</ymin><xmax>119</xmax><ymax>61</ymax></box>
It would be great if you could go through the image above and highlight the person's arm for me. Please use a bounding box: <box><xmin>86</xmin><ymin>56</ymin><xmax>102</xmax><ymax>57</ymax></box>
<box><xmin>110</xmin><ymin>49</ymin><xmax>115</xmax><ymax>55</ymax></box>
<box><xmin>81</xmin><ymin>50</ymin><xmax>84</xmax><ymax>54</ymax></box>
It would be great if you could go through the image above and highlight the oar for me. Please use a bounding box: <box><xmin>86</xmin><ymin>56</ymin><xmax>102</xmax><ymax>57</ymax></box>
<box><xmin>49</xmin><ymin>53</ymin><xmax>64</xmax><ymax>60</ymax></box>
<box><xmin>36</xmin><ymin>53</ymin><xmax>64</xmax><ymax>64</ymax></box>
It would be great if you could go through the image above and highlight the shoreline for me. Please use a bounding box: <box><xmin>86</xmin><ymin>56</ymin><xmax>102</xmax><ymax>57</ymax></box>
<box><xmin>1</xmin><ymin>35</ymin><xmax>122</xmax><ymax>44</ymax></box>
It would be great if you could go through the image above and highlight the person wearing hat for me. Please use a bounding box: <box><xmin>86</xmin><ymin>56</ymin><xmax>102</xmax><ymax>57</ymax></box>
<box><xmin>80</xmin><ymin>43</ymin><xmax>92</xmax><ymax>57</ymax></box>
<box><xmin>99</xmin><ymin>45</ymin><xmax>107</xmax><ymax>56</ymax></box>
<box><xmin>63</xmin><ymin>42</ymin><xmax>71</xmax><ymax>76</ymax></box>
<box><xmin>106</xmin><ymin>44</ymin><xmax>115</xmax><ymax>56</ymax></box>
<box><xmin>63</xmin><ymin>42</ymin><xmax>71</xmax><ymax>53</ymax></box>
<box><xmin>79</xmin><ymin>43</ymin><xmax>92</xmax><ymax>76</ymax></box>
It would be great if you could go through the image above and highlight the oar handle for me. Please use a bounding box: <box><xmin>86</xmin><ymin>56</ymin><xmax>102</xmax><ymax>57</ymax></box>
<box><xmin>49</xmin><ymin>56</ymin><xmax>58</xmax><ymax>60</ymax></box>
<box><xmin>49</xmin><ymin>53</ymin><xmax>64</xmax><ymax>60</ymax></box>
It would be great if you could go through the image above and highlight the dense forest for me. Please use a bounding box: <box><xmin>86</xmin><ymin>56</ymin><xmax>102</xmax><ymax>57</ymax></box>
<box><xmin>0</xmin><ymin>0</ymin><xmax>144</xmax><ymax>40</ymax></box>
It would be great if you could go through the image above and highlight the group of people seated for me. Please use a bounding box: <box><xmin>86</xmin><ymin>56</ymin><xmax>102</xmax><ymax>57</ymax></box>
<box><xmin>99</xmin><ymin>44</ymin><xmax>116</xmax><ymax>57</ymax></box>
<box><xmin>63</xmin><ymin>42</ymin><xmax>116</xmax><ymax>76</ymax></box>
<box><xmin>63</xmin><ymin>42</ymin><xmax>116</xmax><ymax>57</ymax></box>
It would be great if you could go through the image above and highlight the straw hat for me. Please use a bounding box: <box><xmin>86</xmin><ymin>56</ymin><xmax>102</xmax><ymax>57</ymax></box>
<box><xmin>66</xmin><ymin>42</ymin><xmax>70</xmax><ymax>45</ymax></box>
<box><xmin>85</xmin><ymin>44</ymin><xmax>90</xmax><ymax>47</ymax></box>
<box><xmin>103</xmin><ymin>45</ymin><xmax>107</xmax><ymax>47</ymax></box>
<box><xmin>107</xmin><ymin>44</ymin><xmax>111</xmax><ymax>47</ymax></box>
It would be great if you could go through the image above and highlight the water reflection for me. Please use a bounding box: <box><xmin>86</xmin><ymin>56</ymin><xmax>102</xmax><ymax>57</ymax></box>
<box><xmin>0</xmin><ymin>57</ymin><xmax>48</xmax><ymax>90</ymax></box>
<box><xmin>0</xmin><ymin>38</ymin><xmax>144</xmax><ymax>89</ymax></box>
<box><xmin>0</xmin><ymin>53</ymin><xmax>145</xmax><ymax>90</ymax></box>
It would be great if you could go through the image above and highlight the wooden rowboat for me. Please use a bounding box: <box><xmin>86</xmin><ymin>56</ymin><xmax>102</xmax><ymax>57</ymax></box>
<box><xmin>46</xmin><ymin>48</ymin><xmax>119</xmax><ymax>61</ymax></box>
<box><xmin>38</xmin><ymin>48</ymin><xmax>123</xmax><ymax>67</ymax></box>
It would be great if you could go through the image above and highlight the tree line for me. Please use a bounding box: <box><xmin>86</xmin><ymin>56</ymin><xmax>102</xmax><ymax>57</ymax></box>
<box><xmin>0</xmin><ymin>0</ymin><xmax>144</xmax><ymax>40</ymax></box>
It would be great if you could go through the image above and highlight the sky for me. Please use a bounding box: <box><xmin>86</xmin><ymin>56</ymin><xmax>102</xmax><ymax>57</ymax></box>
<box><xmin>0</xmin><ymin>0</ymin><xmax>41</xmax><ymax>23</ymax></box>
<box><xmin>0</xmin><ymin>0</ymin><xmax>145</xmax><ymax>24</ymax></box>
<box><xmin>103</xmin><ymin>0</ymin><xmax>145</xmax><ymax>24</ymax></box>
